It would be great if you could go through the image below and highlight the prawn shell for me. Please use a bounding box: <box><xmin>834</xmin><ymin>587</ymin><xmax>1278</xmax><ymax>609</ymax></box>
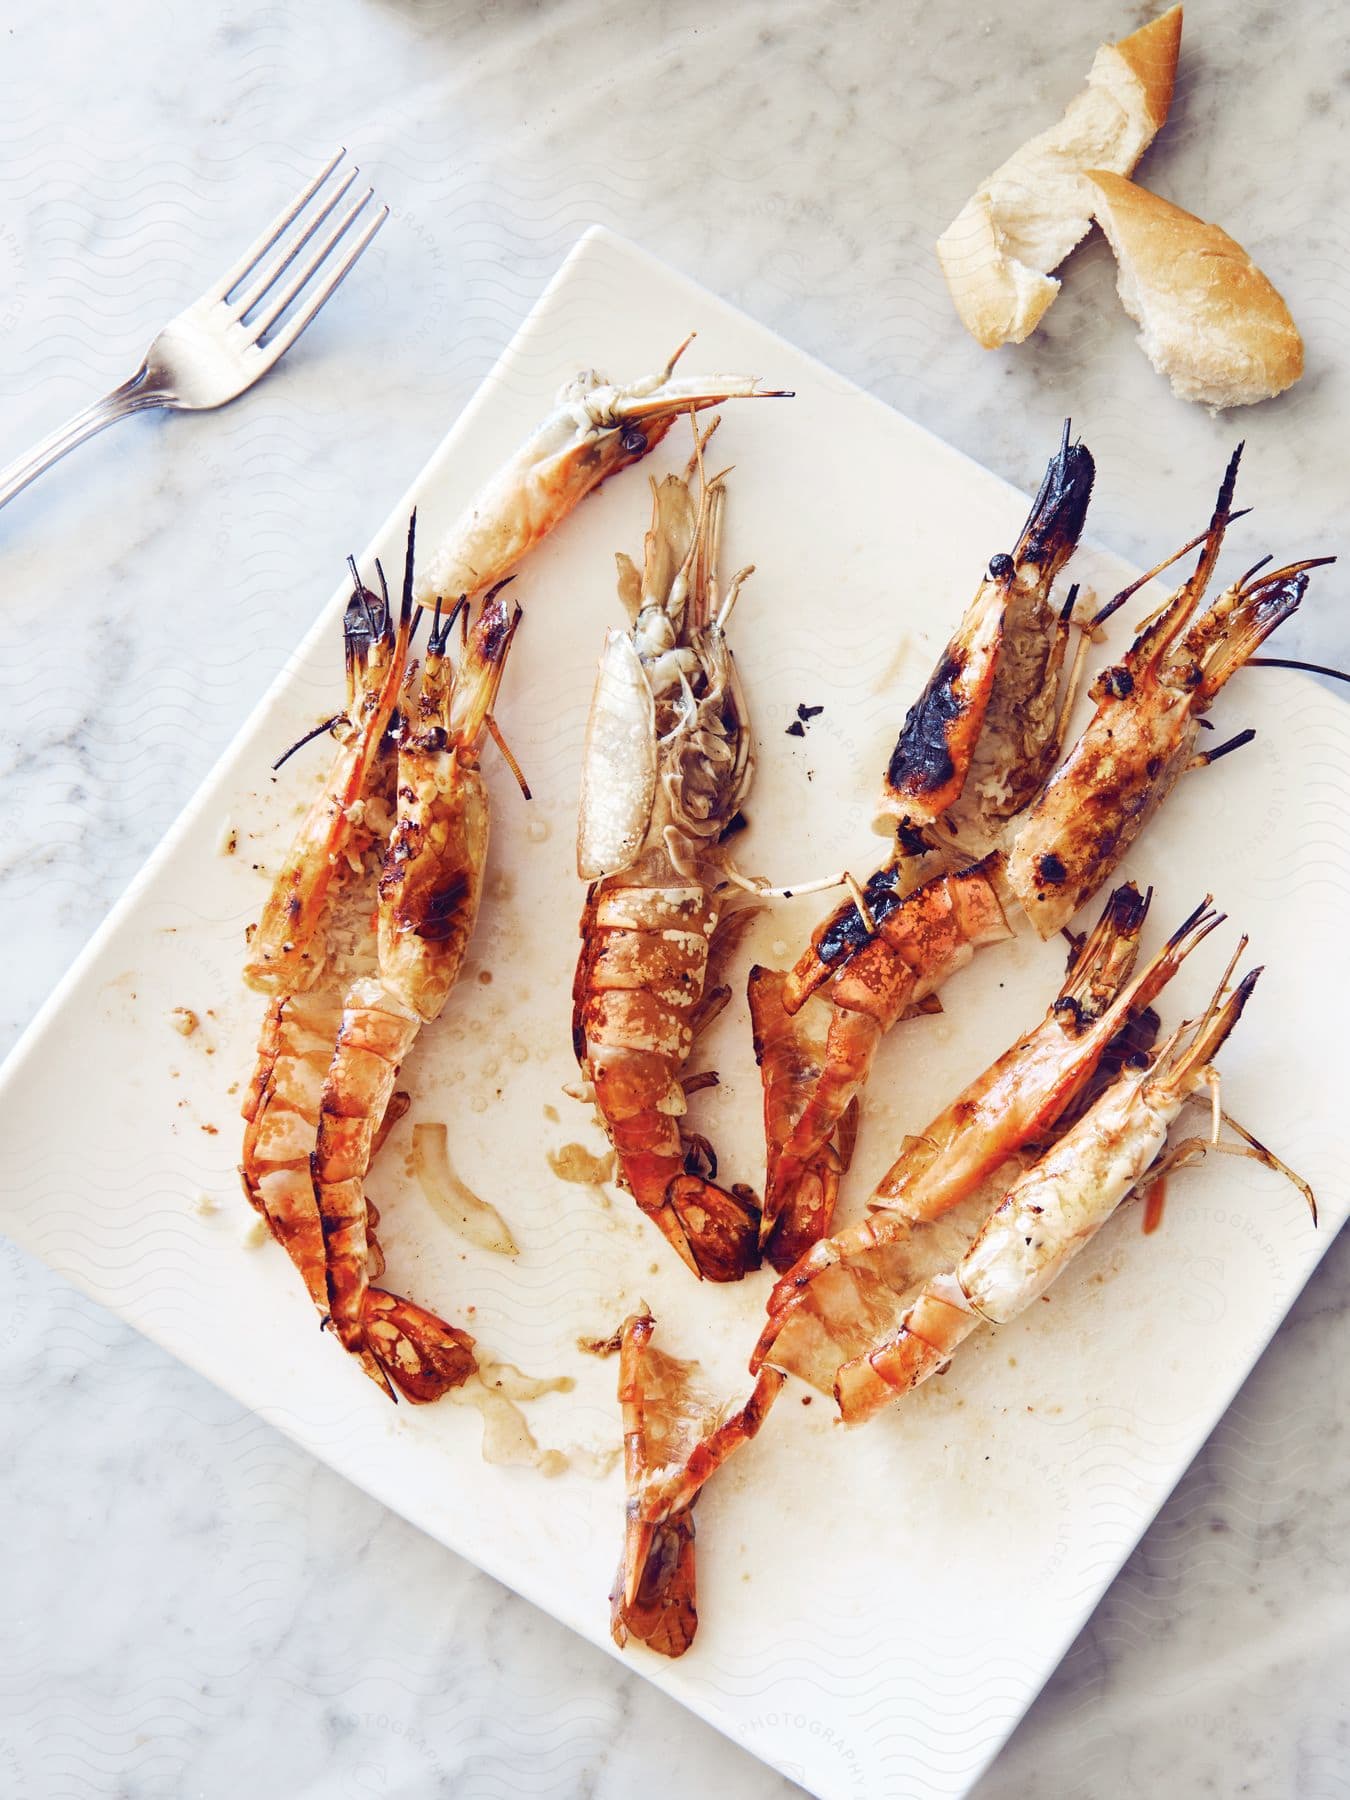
<box><xmin>577</xmin><ymin>630</ymin><xmax>657</xmax><ymax>879</ymax></box>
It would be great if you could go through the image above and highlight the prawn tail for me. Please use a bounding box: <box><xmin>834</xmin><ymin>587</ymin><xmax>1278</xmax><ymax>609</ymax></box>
<box><xmin>666</xmin><ymin>1173</ymin><xmax>761</xmax><ymax>1282</ymax></box>
<box><xmin>361</xmin><ymin>1288</ymin><xmax>478</xmax><ymax>1404</ymax></box>
<box><xmin>448</xmin><ymin>580</ymin><xmax>525</xmax><ymax>746</ymax></box>
<box><xmin>1151</xmin><ymin>966</ymin><xmax>1262</xmax><ymax>1104</ymax></box>
<box><xmin>762</xmin><ymin>1142</ymin><xmax>843</xmax><ymax>1275</ymax></box>
<box><xmin>1012</xmin><ymin>417</ymin><xmax>1096</xmax><ymax>578</ymax></box>
<box><xmin>611</xmin><ymin>1509</ymin><xmax>698</xmax><ymax>1658</ymax></box>
<box><xmin>1197</xmin><ymin>561</ymin><xmax>1326</xmax><ymax>702</ymax></box>
<box><xmin>1058</xmin><ymin>881</ymin><xmax>1151</xmax><ymax>1021</ymax></box>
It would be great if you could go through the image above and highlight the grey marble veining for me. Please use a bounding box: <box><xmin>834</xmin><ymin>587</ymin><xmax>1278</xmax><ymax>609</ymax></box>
<box><xmin>1</xmin><ymin>2</ymin><xmax>1346</xmax><ymax>1796</ymax></box>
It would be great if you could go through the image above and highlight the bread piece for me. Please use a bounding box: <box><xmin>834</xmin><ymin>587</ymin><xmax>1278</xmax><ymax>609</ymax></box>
<box><xmin>1086</xmin><ymin>170</ymin><xmax>1303</xmax><ymax>407</ymax></box>
<box><xmin>937</xmin><ymin>6</ymin><xmax>1182</xmax><ymax>349</ymax></box>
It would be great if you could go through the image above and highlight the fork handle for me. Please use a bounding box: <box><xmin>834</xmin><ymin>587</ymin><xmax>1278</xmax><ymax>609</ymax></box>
<box><xmin>0</xmin><ymin>369</ymin><xmax>163</xmax><ymax>514</ymax></box>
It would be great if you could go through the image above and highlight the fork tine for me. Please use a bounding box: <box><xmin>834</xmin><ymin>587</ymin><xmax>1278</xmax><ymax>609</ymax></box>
<box><xmin>257</xmin><ymin>205</ymin><xmax>389</xmax><ymax>362</ymax></box>
<box><xmin>231</xmin><ymin>165</ymin><xmax>360</xmax><ymax>320</ymax></box>
<box><xmin>210</xmin><ymin>146</ymin><xmax>346</xmax><ymax>301</ymax></box>
<box><xmin>248</xmin><ymin>186</ymin><xmax>377</xmax><ymax>341</ymax></box>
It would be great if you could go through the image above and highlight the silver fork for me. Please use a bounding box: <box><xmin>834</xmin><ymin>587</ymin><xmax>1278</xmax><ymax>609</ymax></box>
<box><xmin>0</xmin><ymin>148</ymin><xmax>389</xmax><ymax>513</ymax></box>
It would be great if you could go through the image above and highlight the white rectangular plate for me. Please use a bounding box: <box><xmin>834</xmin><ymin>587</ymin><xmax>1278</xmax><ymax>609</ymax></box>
<box><xmin>2</xmin><ymin>228</ymin><xmax>1346</xmax><ymax>1800</ymax></box>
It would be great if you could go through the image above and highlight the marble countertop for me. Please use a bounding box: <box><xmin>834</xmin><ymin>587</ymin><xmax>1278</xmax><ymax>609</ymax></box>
<box><xmin>2</xmin><ymin>1</ymin><xmax>1347</xmax><ymax>1795</ymax></box>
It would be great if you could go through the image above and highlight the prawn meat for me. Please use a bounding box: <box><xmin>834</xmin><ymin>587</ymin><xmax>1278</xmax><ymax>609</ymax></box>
<box><xmin>879</xmin><ymin>420</ymin><xmax>1095</xmax><ymax>847</ymax></box>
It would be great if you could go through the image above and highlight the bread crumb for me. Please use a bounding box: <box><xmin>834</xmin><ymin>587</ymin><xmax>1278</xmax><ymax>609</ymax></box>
<box><xmin>240</xmin><ymin>1216</ymin><xmax>270</xmax><ymax>1249</ymax></box>
<box><xmin>169</xmin><ymin>1007</ymin><xmax>199</xmax><ymax>1036</ymax></box>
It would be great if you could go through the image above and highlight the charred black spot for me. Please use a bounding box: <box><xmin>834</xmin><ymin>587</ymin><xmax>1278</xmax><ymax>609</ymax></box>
<box><xmin>1146</xmin><ymin>756</ymin><xmax>1163</xmax><ymax>780</ymax></box>
<box><xmin>816</xmin><ymin>866</ymin><xmax>904</xmax><ymax>964</ymax></box>
<box><xmin>1052</xmin><ymin>994</ymin><xmax>1084</xmax><ymax>1030</ymax></box>
<box><xmin>797</xmin><ymin>702</ymin><xmax>825</xmax><ymax>721</ymax></box>
<box><xmin>785</xmin><ymin>719</ymin><xmax>806</xmax><ymax>737</ymax></box>
<box><xmin>1102</xmin><ymin>665</ymin><xmax>1134</xmax><ymax>700</ymax></box>
<box><xmin>722</xmin><ymin>809</ymin><xmax>749</xmax><ymax>838</ymax></box>
<box><xmin>1037</xmin><ymin>852</ymin><xmax>1067</xmax><ymax>885</ymax></box>
<box><xmin>987</xmin><ymin>552</ymin><xmax>1015</xmax><ymax>581</ymax></box>
<box><xmin>415</xmin><ymin>872</ymin><xmax>470</xmax><ymax>941</ymax></box>
<box><xmin>886</xmin><ymin>650</ymin><xmax>966</xmax><ymax>796</ymax></box>
<box><xmin>896</xmin><ymin>817</ymin><xmax>931</xmax><ymax>858</ymax></box>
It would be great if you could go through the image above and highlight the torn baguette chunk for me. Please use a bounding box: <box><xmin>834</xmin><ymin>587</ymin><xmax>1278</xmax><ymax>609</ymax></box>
<box><xmin>937</xmin><ymin>5</ymin><xmax>1182</xmax><ymax>349</ymax></box>
<box><xmin>1085</xmin><ymin>170</ymin><xmax>1304</xmax><ymax>408</ymax></box>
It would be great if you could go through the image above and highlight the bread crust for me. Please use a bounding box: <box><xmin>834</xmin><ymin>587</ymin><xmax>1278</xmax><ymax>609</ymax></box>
<box><xmin>1111</xmin><ymin>5</ymin><xmax>1183</xmax><ymax>132</ymax></box>
<box><xmin>937</xmin><ymin>5</ymin><xmax>1182</xmax><ymax>349</ymax></box>
<box><xmin>1086</xmin><ymin>170</ymin><xmax>1303</xmax><ymax>407</ymax></box>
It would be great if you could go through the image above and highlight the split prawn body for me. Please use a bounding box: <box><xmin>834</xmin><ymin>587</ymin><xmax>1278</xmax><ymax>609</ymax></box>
<box><xmin>1009</xmin><ymin>446</ymin><xmax>1334</xmax><ymax>935</ymax></box>
<box><xmin>243</xmin><ymin>523</ymin><xmax>523</xmax><ymax>1401</ymax></box>
<box><xmin>314</xmin><ymin>573</ymin><xmax>524</xmax><ymax>1400</ymax></box>
<box><xmin>573</xmin><ymin>440</ymin><xmax>762</xmax><ymax>1280</ymax></box>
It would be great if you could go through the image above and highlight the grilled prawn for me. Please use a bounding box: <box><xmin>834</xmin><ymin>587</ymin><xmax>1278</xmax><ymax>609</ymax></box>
<box><xmin>831</xmin><ymin>954</ymin><xmax>1316</xmax><ymax>1421</ymax></box>
<box><xmin>1009</xmin><ymin>446</ymin><xmax>1335</xmax><ymax>935</ymax></box>
<box><xmin>612</xmin><ymin>1311</ymin><xmax>782</xmax><ymax>1658</ymax></box>
<box><xmin>415</xmin><ymin>337</ymin><xmax>788</xmax><ymax>609</ymax></box>
<box><xmin>754</xmin><ymin>887</ymin><xmax>1219</xmax><ymax>1400</ymax></box>
<box><xmin>755</xmin><ymin>856</ymin><xmax>1013</xmax><ymax>1268</ymax></box>
<box><xmin>572</xmin><ymin>434</ymin><xmax>764</xmax><ymax>1281</ymax></box>
<box><xmin>242</xmin><ymin>529</ymin><xmax>476</xmax><ymax>1399</ymax></box>
<box><xmin>312</xmin><ymin>565</ymin><xmax>525</xmax><ymax>1401</ymax></box>
<box><xmin>753</xmin><ymin>428</ymin><xmax>1094</xmax><ymax>1266</ymax></box>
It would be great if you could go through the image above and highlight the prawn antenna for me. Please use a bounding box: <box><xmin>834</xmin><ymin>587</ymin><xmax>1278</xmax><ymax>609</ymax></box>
<box><xmin>1090</xmin><ymin>510</ymin><xmax>1255</xmax><ymax>629</ymax></box>
<box><xmin>400</xmin><ymin>511</ymin><xmax>417</xmax><ymax>623</ymax></box>
<box><xmin>272</xmin><ymin>712</ymin><xmax>344</xmax><ymax>772</ymax></box>
<box><xmin>1249</xmin><ymin>656</ymin><xmax>1350</xmax><ymax>684</ymax></box>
